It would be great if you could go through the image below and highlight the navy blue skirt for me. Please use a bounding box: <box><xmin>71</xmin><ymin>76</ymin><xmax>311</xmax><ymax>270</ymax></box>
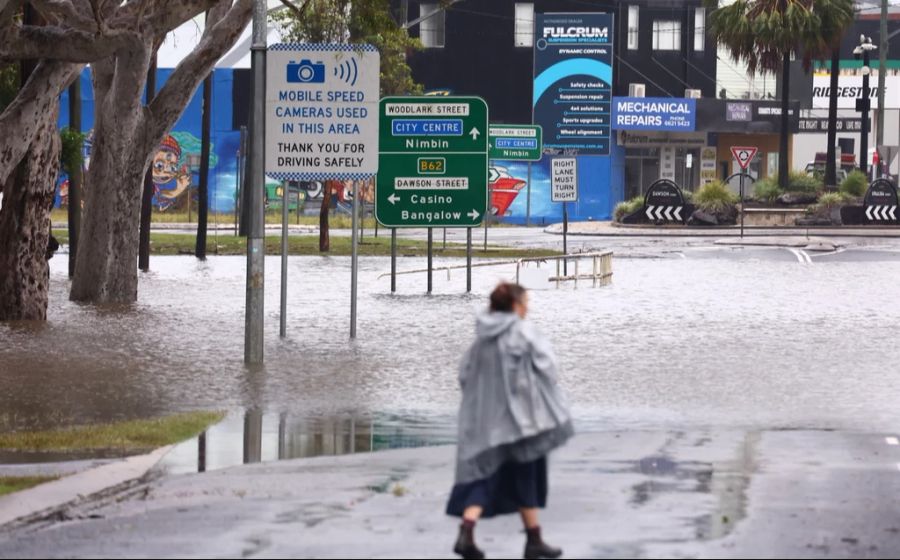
<box><xmin>446</xmin><ymin>457</ymin><xmax>548</xmax><ymax>518</ymax></box>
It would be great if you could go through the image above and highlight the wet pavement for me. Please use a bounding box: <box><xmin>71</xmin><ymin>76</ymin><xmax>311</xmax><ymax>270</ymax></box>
<box><xmin>2</xmin><ymin>429</ymin><xmax>900</xmax><ymax>558</ymax></box>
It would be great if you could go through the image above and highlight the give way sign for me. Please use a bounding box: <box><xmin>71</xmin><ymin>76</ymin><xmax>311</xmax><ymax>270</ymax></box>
<box><xmin>730</xmin><ymin>146</ymin><xmax>758</xmax><ymax>170</ymax></box>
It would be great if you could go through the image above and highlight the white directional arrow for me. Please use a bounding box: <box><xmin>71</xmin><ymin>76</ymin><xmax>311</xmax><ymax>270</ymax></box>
<box><xmin>387</xmin><ymin>193</ymin><xmax>400</xmax><ymax>205</ymax></box>
<box><xmin>469</xmin><ymin>127</ymin><xmax>481</xmax><ymax>141</ymax></box>
<box><xmin>664</xmin><ymin>206</ymin><xmax>674</xmax><ymax>221</ymax></box>
<box><xmin>877</xmin><ymin>206</ymin><xmax>885</xmax><ymax>220</ymax></box>
<box><xmin>468</xmin><ymin>209</ymin><xmax>480</xmax><ymax>221</ymax></box>
<box><xmin>866</xmin><ymin>206</ymin><xmax>875</xmax><ymax>220</ymax></box>
<box><xmin>890</xmin><ymin>206</ymin><xmax>897</xmax><ymax>220</ymax></box>
<box><xmin>655</xmin><ymin>206</ymin><xmax>665</xmax><ymax>221</ymax></box>
<box><xmin>646</xmin><ymin>206</ymin><xmax>655</xmax><ymax>220</ymax></box>
<box><xmin>674</xmin><ymin>206</ymin><xmax>683</xmax><ymax>221</ymax></box>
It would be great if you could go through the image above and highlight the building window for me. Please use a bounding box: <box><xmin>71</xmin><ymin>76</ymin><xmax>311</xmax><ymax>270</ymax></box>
<box><xmin>652</xmin><ymin>20</ymin><xmax>681</xmax><ymax>51</ymax></box>
<box><xmin>694</xmin><ymin>8</ymin><xmax>706</xmax><ymax>52</ymax></box>
<box><xmin>514</xmin><ymin>3</ymin><xmax>534</xmax><ymax>47</ymax></box>
<box><xmin>627</xmin><ymin>6</ymin><xmax>639</xmax><ymax>50</ymax></box>
<box><xmin>420</xmin><ymin>3</ymin><xmax>445</xmax><ymax>48</ymax></box>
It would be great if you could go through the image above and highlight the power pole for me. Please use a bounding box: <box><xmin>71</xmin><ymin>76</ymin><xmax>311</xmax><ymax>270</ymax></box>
<box><xmin>67</xmin><ymin>77</ymin><xmax>82</xmax><ymax>277</ymax></box>
<box><xmin>245</xmin><ymin>0</ymin><xmax>266</xmax><ymax>364</ymax></box>
<box><xmin>196</xmin><ymin>70</ymin><xmax>212</xmax><ymax>260</ymax></box>
<box><xmin>139</xmin><ymin>53</ymin><xmax>157</xmax><ymax>272</ymax></box>
<box><xmin>876</xmin><ymin>0</ymin><xmax>887</xmax><ymax>157</ymax></box>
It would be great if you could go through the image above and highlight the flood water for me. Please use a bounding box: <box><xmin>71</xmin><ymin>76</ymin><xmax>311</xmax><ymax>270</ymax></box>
<box><xmin>3</xmin><ymin>249</ymin><xmax>900</xmax><ymax>443</ymax></box>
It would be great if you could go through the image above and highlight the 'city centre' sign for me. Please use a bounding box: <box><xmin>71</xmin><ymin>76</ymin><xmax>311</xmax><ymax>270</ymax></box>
<box><xmin>265</xmin><ymin>43</ymin><xmax>380</xmax><ymax>181</ymax></box>
<box><xmin>376</xmin><ymin>96</ymin><xmax>489</xmax><ymax>228</ymax></box>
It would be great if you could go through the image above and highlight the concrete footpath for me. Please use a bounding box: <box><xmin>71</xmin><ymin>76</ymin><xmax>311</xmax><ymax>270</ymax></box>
<box><xmin>0</xmin><ymin>446</ymin><xmax>172</xmax><ymax>528</ymax></box>
<box><xmin>1</xmin><ymin>430</ymin><xmax>899</xmax><ymax>558</ymax></box>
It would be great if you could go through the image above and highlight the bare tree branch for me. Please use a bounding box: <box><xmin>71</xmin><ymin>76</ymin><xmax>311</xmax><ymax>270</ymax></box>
<box><xmin>0</xmin><ymin>61</ymin><xmax>81</xmax><ymax>184</ymax></box>
<box><xmin>89</xmin><ymin>0</ymin><xmax>106</xmax><ymax>33</ymax></box>
<box><xmin>278</xmin><ymin>0</ymin><xmax>312</xmax><ymax>19</ymax></box>
<box><xmin>0</xmin><ymin>0</ymin><xmax>23</xmax><ymax>23</ymax></box>
<box><xmin>0</xmin><ymin>24</ymin><xmax>142</xmax><ymax>62</ymax></box>
<box><xmin>205</xmin><ymin>0</ymin><xmax>232</xmax><ymax>34</ymax></box>
<box><xmin>146</xmin><ymin>0</ymin><xmax>252</xmax><ymax>148</ymax></box>
<box><xmin>28</xmin><ymin>0</ymin><xmax>96</xmax><ymax>30</ymax></box>
<box><xmin>110</xmin><ymin>0</ymin><xmax>218</xmax><ymax>35</ymax></box>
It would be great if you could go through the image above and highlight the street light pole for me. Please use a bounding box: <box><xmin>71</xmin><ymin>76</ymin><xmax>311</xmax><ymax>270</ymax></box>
<box><xmin>876</xmin><ymin>0</ymin><xmax>887</xmax><ymax>154</ymax></box>
<box><xmin>853</xmin><ymin>35</ymin><xmax>876</xmax><ymax>178</ymax></box>
<box><xmin>244</xmin><ymin>0</ymin><xmax>266</xmax><ymax>364</ymax></box>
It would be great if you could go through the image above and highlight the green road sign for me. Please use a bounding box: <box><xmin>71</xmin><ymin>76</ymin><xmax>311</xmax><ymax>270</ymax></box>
<box><xmin>488</xmin><ymin>125</ymin><xmax>543</xmax><ymax>161</ymax></box>
<box><xmin>376</xmin><ymin>96</ymin><xmax>488</xmax><ymax>228</ymax></box>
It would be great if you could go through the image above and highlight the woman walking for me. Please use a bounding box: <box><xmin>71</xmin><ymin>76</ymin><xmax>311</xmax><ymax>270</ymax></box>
<box><xmin>447</xmin><ymin>283</ymin><xmax>574</xmax><ymax>559</ymax></box>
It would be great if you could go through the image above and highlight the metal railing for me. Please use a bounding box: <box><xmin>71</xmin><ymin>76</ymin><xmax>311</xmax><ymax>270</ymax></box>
<box><xmin>515</xmin><ymin>252</ymin><xmax>614</xmax><ymax>288</ymax></box>
<box><xmin>380</xmin><ymin>251</ymin><xmax>614</xmax><ymax>287</ymax></box>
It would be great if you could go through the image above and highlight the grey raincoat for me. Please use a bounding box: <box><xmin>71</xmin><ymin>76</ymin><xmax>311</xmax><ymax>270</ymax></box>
<box><xmin>454</xmin><ymin>311</ymin><xmax>574</xmax><ymax>485</ymax></box>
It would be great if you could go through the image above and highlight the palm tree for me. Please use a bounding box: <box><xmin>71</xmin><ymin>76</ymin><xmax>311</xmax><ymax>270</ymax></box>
<box><xmin>707</xmin><ymin>0</ymin><xmax>854</xmax><ymax>189</ymax></box>
<box><xmin>813</xmin><ymin>0</ymin><xmax>855</xmax><ymax>188</ymax></box>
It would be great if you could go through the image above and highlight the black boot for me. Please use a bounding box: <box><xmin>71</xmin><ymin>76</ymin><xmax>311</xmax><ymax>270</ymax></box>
<box><xmin>524</xmin><ymin>526</ymin><xmax>562</xmax><ymax>559</ymax></box>
<box><xmin>454</xmin><ymin>522</ymin><xmax>486</xmax><ymax>560</ymax></box>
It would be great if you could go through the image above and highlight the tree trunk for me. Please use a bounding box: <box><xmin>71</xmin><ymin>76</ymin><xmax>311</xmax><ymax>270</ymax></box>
<box><xmin>778</xmin><ymin>52</ymin><xmax>790</xmax><ymax>189</ymax></box>
<box><xmin>824</xmin><ymin>47</ymin><xmax>840</xmax><ymax>189</ymax></box>
<box><xmin>196</xmin><ymin>71</ymin><xmax>212</xmax><ymax>260</ymax></box>
<box><xmin>70</xmin><ymin>62</ymin><xmax>149</xmax><ymax>304</ymax></box>
<box><xmin>0</xmin><ymin>115</ymin><xmax>61</xmax><ymax>320</ymax></box>
<box><xmin>319</xmin><ymin>181</ymin><xmax>332</xmax><ymax>252</ymax></box>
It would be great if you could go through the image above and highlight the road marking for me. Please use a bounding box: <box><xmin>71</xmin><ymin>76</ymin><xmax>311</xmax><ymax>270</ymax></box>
<box><xmin>787</xmin><ymin>248</ymin><xmax>812</xmax><ymax>264</ymax></box>
<box><xmin>886</xmin><ymin>436</ymin><xmax>899</xmax><ymax>446</ymax></box>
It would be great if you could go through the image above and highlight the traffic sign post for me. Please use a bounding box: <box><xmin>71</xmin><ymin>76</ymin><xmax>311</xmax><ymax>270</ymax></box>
<box><xmin>376</xmin><ymin>96</ymin><xmax>489</xmax><ymax>228</ymax></box>
<box><xmin>267</xmin><ymin>43</ymin><xmax>380</xmax><ymax>338</ymax></box>
<box><xmin>377</xmin><ymin>96</ymin><xmax>488</xmax><ymax>293</ymax></box>
<box><xmin>730</xmin><ymin>146</ymin><xmax>758</xmax><ymax>238</ymax></box>
<box><xmin>552</xmin><ymin>158</ymin><xmax>578</xmax><ymax>275</ymax></box>
<box><xmin>488</xmin><ymin>125</ymin><xmax>543</xmax><ymax>161</ymax></box>
<box><xmin>489</xmin><ymin>125</ymin><xmax>542</xmax><ymax>227</ymax></box>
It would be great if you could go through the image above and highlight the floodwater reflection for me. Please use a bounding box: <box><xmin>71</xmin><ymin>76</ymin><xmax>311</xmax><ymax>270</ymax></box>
<box><xmin>158</xmin><ymin>410</ymin><xmax>455</xmax><ymax>475</ymax></box>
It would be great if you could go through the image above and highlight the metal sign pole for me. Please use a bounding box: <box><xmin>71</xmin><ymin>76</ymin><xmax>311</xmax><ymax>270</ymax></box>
<box><xmin>740</xmin><ymin>173</ymin><xmax>745</xmax><ymax>239</ymax></box>
<box><xmin>391</xmin><ymin>228</ymin><xmax>397</xmax><ymax>293</ymax></box>
<box><xmin>427</xmin><ymin>228</ymin><xmax>433</xmax><ymax>294</ymax></box>
<box><xmin>466</xmin><ymin>227</ymin><xmax>472</xmax><ymax>293</ymax></box>
<box><xmin>483</xmin><ymin>183</ymin><xmax>489</xmax><ymax>252</ymax></box>
<box><xmin>244</xmin><ymin>0</ymin><xmax>266</xmax><ymax>364</ymax></box>
<box><xmin>526</xmin><ymin>161</ymin><xmax>533</xmax><ymax>227</ymax></box>
<box><xmin>350</xmin><ymin>180</ymin><xmax>360</xmax><ymax>338</ymax></box>
<box><xmin>563</xmin><ymin>202</ymin><xmax>568</xmax><ymax>276</ymax></box>
<box><xmin>279</xmin><ymin>181</ymin><xmax>289</xmax><ymax>338</ymax></box>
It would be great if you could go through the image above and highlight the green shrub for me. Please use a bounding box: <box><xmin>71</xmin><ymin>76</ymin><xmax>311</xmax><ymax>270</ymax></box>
<box><xmin>839</xmin><ymin>170</ymin><xmax>868</xmax><ymax>198</ymax></box>
<box><xmin>694</xmin><ymin>180</ymin><xmax>738</xmax><ymax>214</ymax></box>
<box><xmin>680</xmin><ymin>189</ymin><xmax>694</xmax><ymax>203</ymax></box>
<box><xmin>613</xmin><ymin>195</ymin><xmax>644</xmax><ymax>222</ymax></box>
<box><xmin>787</xmin><ymin>171</ymin><xmax>823</xmax><ymax>193</ymax></box>
<box><xmin>753</xmin><ymin>177</ymin><xmax>783</xmax><ymax>203</ymax></box>
<box><xmin>809</xmin><ymin>192</ymin><xmax>852</xmax><ymax>216</ymax></box>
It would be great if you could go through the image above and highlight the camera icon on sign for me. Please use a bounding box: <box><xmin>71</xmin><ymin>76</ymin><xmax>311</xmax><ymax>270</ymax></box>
<box><xmin>287</xmin><ymin>60</ymin><xmax>326</xmax><ymax>84</ymax></box>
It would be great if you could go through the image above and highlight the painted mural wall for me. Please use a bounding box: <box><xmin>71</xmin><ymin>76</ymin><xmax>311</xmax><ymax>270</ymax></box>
<box><xmin>57</xmin><ymin>67</ymin><xmax>622</xmax><ymax>223</ymax></box>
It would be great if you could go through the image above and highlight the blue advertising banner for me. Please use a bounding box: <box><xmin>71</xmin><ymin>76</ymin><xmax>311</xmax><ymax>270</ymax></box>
<box><xmin>533</xmin><ymin>13</ymin><xmax>614</xmax><ymax>155</ymax></box>
<box><xmin>612</xmin><ymin>97</ymin><xmax>696</xmax><ymax>132</ymax></box>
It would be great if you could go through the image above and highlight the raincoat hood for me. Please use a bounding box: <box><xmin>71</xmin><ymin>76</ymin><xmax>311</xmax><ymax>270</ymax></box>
<box><xmin>475</xmin><ymin>310</ymin><xmax>519</xmax><ymax>339</ymax></box>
